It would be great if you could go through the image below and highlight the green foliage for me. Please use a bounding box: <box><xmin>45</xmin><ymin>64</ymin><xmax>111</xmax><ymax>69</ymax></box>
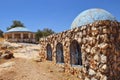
<box><xmin>42</xmin><ymin>28</ymin><xmax>55</xmax><ymax>37</ymax></box>
<box><xmin>35</xmin><ymin>29</ymin><xmax>43</xmax><ymax>41</ymax></box>
<box><xmin>7</xmin><ymin>20</ymin><xmax>25</xmax><ymax>30</ymax></box>
<box><xmin>35</xmin><ymin>28</ymin><xmax>55</xmax><ymax>41</ymax></box>
<box><xmin>0</xmin><ymin>29</ymin><xmax>3</xmax><ymax>37</ymax></box>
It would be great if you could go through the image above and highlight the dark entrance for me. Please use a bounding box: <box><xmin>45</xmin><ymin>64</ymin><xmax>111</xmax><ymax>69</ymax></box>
<box><xmin>46</xmin><ymin>44</ymin><xmax>52</xmax><ymax>61</ymax></box>
<box><xmin>56</xmin><ymin>43</ymin><xmax>64</xmax><ymax>63</ymax></box>
<box><xmin>70</xmin><ymin>40</ymin><xmax>82</xmax><ymax>65</ymax></box>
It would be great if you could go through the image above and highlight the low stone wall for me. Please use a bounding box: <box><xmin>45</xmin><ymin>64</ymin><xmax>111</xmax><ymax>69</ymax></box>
<box><xmin>39</xmin><ymin>20</ymin><xmax>120</xmax><ymax>80</ymax></box>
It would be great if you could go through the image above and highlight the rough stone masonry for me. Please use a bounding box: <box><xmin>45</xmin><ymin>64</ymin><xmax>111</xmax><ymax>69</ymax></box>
<box><xmin>39</xmin><ymin>20</ymin><xmax>120</xmax><ymax>80</ymax></box>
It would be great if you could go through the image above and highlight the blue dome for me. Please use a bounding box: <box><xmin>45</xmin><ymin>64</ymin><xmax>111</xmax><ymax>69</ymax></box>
<box><xmin>71</xmin><ymin>8</ymin><xmax>116</xmax><ymax>29</ymax></box>
<box><xmin>6</xmin><ymin>27</ymin><xmax>31</xmax><ymax>33</ymax></box>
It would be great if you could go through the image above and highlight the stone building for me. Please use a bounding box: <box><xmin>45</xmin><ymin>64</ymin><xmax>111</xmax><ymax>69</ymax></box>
<box><xmin>39</xmin><ymin>8</ymin><xmax>120</xmax><ymax>80</ymax></box>
<box><xmin>4</xmin><ymin>27</ymin><xmax>35</xmax><ymax>43</ymax></box>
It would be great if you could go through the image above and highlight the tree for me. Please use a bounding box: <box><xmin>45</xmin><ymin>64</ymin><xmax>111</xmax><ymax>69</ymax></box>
<box><xmin>7</xmin><ymin>20</ymin><xmax>25</xmax><ymax>30</ymax></box>
<box><xmin>35</xmin><ymin>28</ymin><xmax>55</xmax><ymax>41</ymax></box>
<box><xmin>0</xmin><ymin>29</ymin><xmax>3</xmax><ymax>37</ymax></box>
<box><xmin>35</xmin><ymin>29</ymin><xmax>43</xmax><ymax>41</ymax></box>
<box><xmin>42</xmin><ymin>28</ymin><xmax>55</xmax><ymax>37</ymax></box>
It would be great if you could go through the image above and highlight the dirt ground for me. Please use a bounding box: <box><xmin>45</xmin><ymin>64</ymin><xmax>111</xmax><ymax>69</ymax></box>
<box><xmin>0</xmin><ymin>43</ymin><xmax>79</xmax><ymax>80</ymax></box>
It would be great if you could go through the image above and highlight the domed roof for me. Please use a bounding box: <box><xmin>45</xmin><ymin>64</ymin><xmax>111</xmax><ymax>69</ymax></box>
<box><xmin>6</xmin><ymin>27</ymin><xmax>31</xmax><ymax>33</ymax></box>
<box><xmin>71</xmin><ymin>8</ymin><xmax>116</xmax><ymax>29</ymax></box>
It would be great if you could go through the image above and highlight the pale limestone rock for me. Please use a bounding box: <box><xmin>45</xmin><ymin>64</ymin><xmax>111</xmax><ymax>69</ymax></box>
<box><xmin>101</xmin><ymin>75</ymin><xmax>107</xmax><ymax>80</ymax></box>
<box><xmin>89</xmin><ymin>69</ymin><xmax>96</xmax><ymax>76</ymax></box>
<box><xmin>91</xmin><ymin>47</ymin><xmax>96</xmax><ymax>54</ymax></box>
<box><xmin>74</xmin><ymin>27</ymin><xmax>79</xmax><ymax>32</ymax></box>
<box><xmin>102</xmin><ymin>28</ymin><xmax>108</xmax><ymax>33</ymax></box>
<box><xmin>85</xmin><ymin>77</ymin><xmax>90</xmax><ymax>80</ymax></box>
<box><xmin>91</xmin><ymin>27</ymin><xmax>97</xmax><ymax>31</ymax></box>
<box><xmin>82</xmin><ymin>67</ymin><xmax>87</xmax><ymax>73</ymax></box>
<box><xmin>81</xmin><ymin>45</ymin><xmax>86</xmax><ymax>50</ymax></box>
<box><xmin>96</xmin><ymin>35</ymin><xmax>100</xmax><ymax>40</ymax></box>
<box><xmin>91</xmin><ymin>77</ymin><xmax>97</xmax><ymax>80</ymax></box>
<box><xmin>98</xmin><ymin>43</ymin><xmax>108</xmax><ymax>49</ymax></box>
<box><xmin>96</xmin><ymin>72</ymin><xmax>102</xmax><ymax>78</ymax></box>
<box><xmin>75</xmin><ymin>34</ymin><xmax>78</xmax><ymax>39</ymax></box>
<box><xmin>82</xmin><ymin>38</ymin><xmax>87</xmax><ymax>44</ymax></box>
<box><xmin>100</xmin><ymin>54</ymin><xmax>107</xmax><ymax>63</ymax></box>
<box><xmin>102</xmin><ymin>64</ymin><xmax>107</xmax><ymax>70</ymax></box>
<box><xmin>80</xmin><ymin>26</ymin><xmax>83</xmax><ymax>30</ymax></box>
<box><xmin>86</xmin><ymin>48</ymin><xmax>91</xmax><ymax>53</ymax></box>
<box><xmin>83</xmin><ymin>30</ymin><xmax>87</xmax><ymax>36</ymax></box>
<box><xmin>0</xmin><ymin>61</ymin><xmax>15</xmax><ymax>68</ymax></box>
<box><xmin>92</xmin><ymin>38</ymin><xmax>96</xmax><ymax>45</ymax></box>
<box><xmin>94</xmin><ymin>54</ymin><xmax>99</xmax><ymax>61</ymax></box>
<box><xmin>82</xmin><ymin>25</ymin><xmax>87</xmax><ymax>29</ymax></box>
<box><xmin>79</xmin><ymin>32</ymin><xmax>82</xmax><ymax>37</ymax></box>
<box><xmin>78</xmin><ymin>38</ymin><xmax>82</xmax><ymax>43</ymax></box>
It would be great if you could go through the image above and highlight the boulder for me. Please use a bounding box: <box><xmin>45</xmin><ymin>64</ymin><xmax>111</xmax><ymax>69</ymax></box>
<box><xmin>0</xmin><ymin>61</ymin><xmax>15</xmax><ymax>68</ymax></box>
<box><xmin>0</xmin><ymin>50</ymin><xmax>14</xmax><ymax>59</ymax></box>
<box><xmin>0</xmin><ymin>45</ymin><xmax>7</xmax><ymax>50</ymax></box>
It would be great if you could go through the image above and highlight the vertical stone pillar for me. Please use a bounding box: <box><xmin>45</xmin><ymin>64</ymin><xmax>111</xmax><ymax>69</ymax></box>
<box><xmin>28</xmin><ymin>33</ymin><xmax>31</xmax><ymax>42</ymax></box>
<box><xmin>12</xmin><ymin>33</ymin><xmax>14</xmax><ymax>42</ymax></box>
<box><xmin>12</xmin><ymin>33</ymin><xmax>14</xmax><ymax>39</ymax></box>
<box><xmin>6</xmin><ymin>35</ymin><xmax>8</xmax><ymax>39</ymax></box>
<box><xmin>32</xmin><ymin>33</ymin><xmax>35</xmax><ymax>43</ymax></box>
<box><xmin>21</xmin><ymin>33</ymin><xmax>23</xmax><ymax>39</ymax></box>
<box><xmin>33</xmin><ymin>33</ymin><xmax>35</xmax><ymax>39</ymax></box>
<box><xmin>28</xmin><ymin>33</ymin><xmax>31</xmax><ymax>39</ymax></box>
<box><xmin>21</xmin><ymin>33</ymin><xmax>23</xmax><ymax>42</ymax></box>
<box><xmin>5</xmin><ymin>34</ymin><xmax>8</xmax><ymax>40</ymax></box>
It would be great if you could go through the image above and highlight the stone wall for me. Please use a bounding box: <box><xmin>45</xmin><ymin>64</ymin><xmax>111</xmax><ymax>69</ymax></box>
<box><xmin>39</xmin><ymin>20</ymin><xmax>120</xmax><ymax>80</ymax></box>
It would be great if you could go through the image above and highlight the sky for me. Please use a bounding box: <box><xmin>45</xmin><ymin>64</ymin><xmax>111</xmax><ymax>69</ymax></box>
<box><xmin>0</xmin><ymin>0</ymin><xmax>120</xmax><ymax>33</ymax></box>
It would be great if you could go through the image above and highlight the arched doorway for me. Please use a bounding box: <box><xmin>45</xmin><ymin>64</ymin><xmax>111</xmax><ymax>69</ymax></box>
<box><xmin>70</xmin><ymin>40</ymin><xmax>82</xmax><ymax>65</ymax></box>
<box><xmin>56</xmin><ymin>43</ymin><xmax>64</xmax><ymax>63</ymax></box>
<box><xmin>46</xmin><ymin>44</ymin><xmax>52</xmax><ymax>61</ymax></box>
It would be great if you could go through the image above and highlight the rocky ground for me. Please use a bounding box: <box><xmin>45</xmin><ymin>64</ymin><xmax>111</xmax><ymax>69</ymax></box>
<box><xmin>0</xmin><ymin>41</ymin><xmax>79</xmax><ymax>80</ymax></box>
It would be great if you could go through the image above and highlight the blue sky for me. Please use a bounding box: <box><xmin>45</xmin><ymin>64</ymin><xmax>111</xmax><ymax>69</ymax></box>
<box><xmin>0</xmin><ymin>0</ymin><xmax>120</xmax><ymax>33</ymax></box>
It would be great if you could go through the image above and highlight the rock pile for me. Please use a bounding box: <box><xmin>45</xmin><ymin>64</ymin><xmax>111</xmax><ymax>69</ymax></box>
<box><xmin>0</xmin><ymin>42</ymin><xmax>16</xmax><ymax>59</ymax></box>
<box><xmin>1</xmin><ymin>42</ymin><xmax>23</xmax><ymax>49</ymax></box>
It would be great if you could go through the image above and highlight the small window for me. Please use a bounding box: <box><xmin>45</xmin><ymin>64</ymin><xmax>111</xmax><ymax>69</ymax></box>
<box><xmin>70</xmin><ymin>40</ymin><xmax>82</xmax><ymax>66</ymax></box>
<box><xmin>46</xmin><ymin>44</ymin><xmax>52</xmax><ymax>61</ymax></box>
<box><xmin>56</xmin><ymin>43</ymin><xmax>64</xmax><ymax>63</ymax></box>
